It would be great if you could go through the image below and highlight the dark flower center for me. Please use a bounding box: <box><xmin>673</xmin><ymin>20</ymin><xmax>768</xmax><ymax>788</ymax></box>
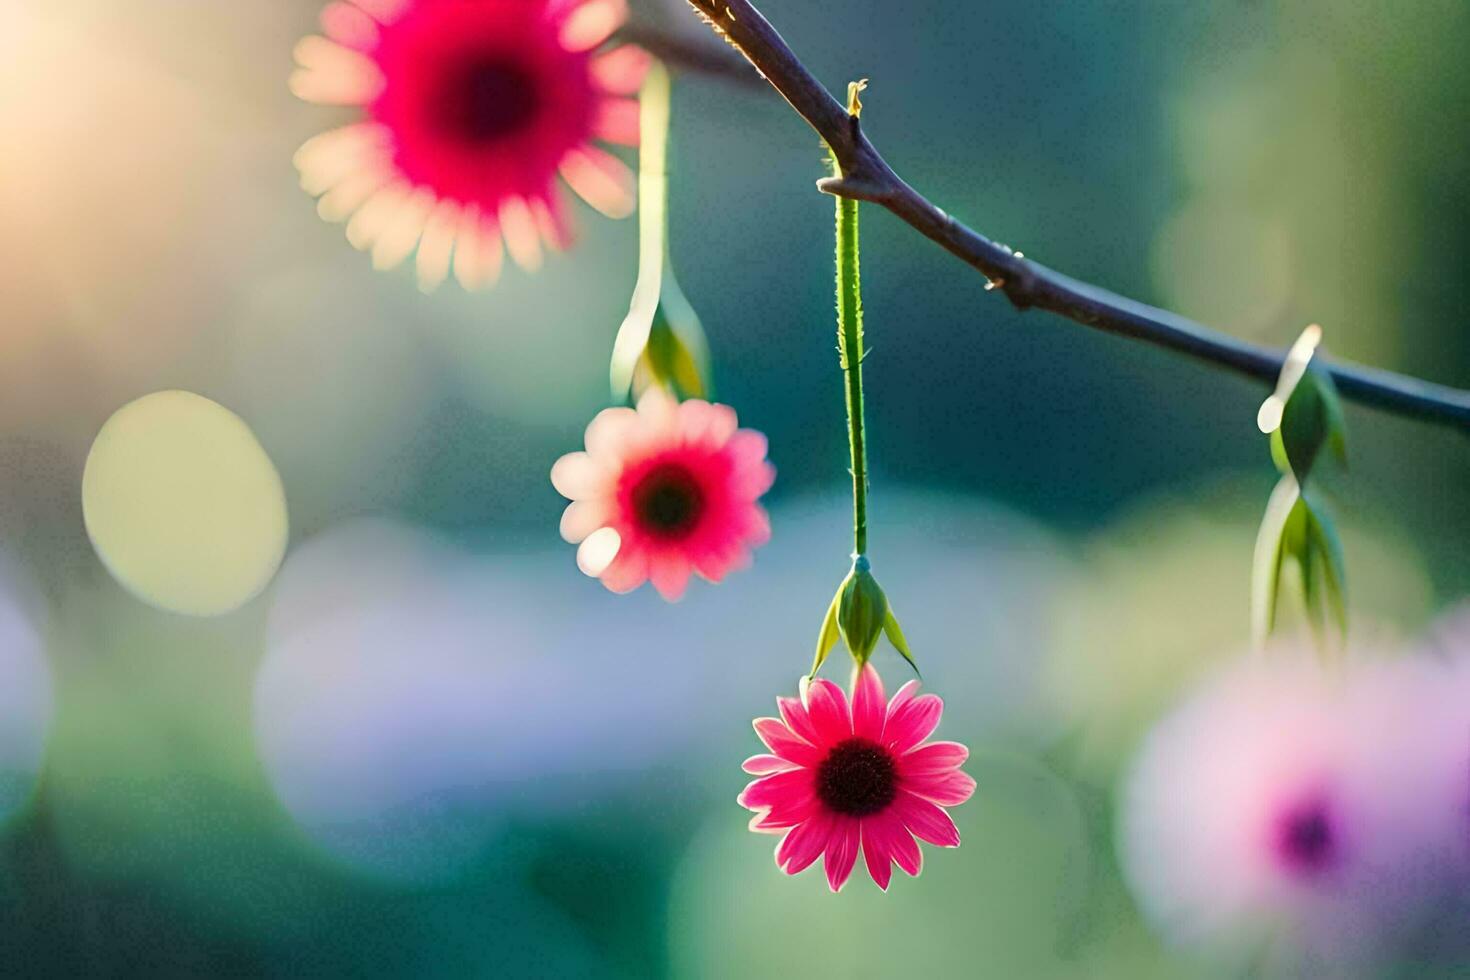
<box><xmin>429</xmin><ymin>54</ymin><xmax>540</xmax><ymax>144</ymax></box>
<box><xmin>630</xmin><ymin>463</ymin><xmax>705</xmax><ymax>539</ymax></box>
<box><xmin>1275</xmin><ymin>800</ymin><xmax>1336</xmax><ymax>875</ymax></box>
<box><xmin>816</xmin><ymin>738</ymin><xmax>897</xmax><ymax>817</ymax></box>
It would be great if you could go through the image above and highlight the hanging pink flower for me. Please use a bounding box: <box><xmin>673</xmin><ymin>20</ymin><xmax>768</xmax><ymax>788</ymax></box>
<box><xmin>550</xmin><ymin>391</ymin><xmax>774</xmax><ymax>601</ymax></box>
<box><xmin>738</xmin><ymin>664</ymin><xmax>974</xmax><ymax>892</ymax></box>
<box><xmin>291</xmin><ymin>0</ymin><xmax>648</xmax><ymax>290</ymax></box>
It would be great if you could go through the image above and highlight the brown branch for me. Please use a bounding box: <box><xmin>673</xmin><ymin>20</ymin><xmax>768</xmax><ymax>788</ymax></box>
<box><xmin>674</xmin><ymin>0</ymin><xmax>1470</xmax><ymax>431</ymax></box>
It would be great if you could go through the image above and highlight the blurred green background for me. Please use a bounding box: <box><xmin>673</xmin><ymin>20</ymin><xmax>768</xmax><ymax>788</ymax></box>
<box><xmin>1</xmin><ymin>0</ymin><xmax>1467</xmax><ymax>975</ymax></box>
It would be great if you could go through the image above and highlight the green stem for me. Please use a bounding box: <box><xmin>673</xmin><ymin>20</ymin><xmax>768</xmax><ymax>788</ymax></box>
<box><xmin>608</xmin><ymin>62</ymin><xmax>670</xmax><ymax>398</ymax></box>
<box><xmin>835</xmin><ymin>173</ymin><xmax>867</xmax><ymax>558</ymax></box>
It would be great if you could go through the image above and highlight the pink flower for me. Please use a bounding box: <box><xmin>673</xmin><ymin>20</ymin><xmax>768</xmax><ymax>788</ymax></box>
<box><xmin>550</xmin><ymin>391</ymin><xmax>774</xmax><ymax>601</ymax></box>
<box><xmin>738</xmin><ymin>665</ymin><xmax>975</xmax><ymax>892</ymax></box>
<box><xmin>1119</xmin><ymin>650</ymin><xmax>1463</xmax><ymax>966</ymax></box>
<box><xmin>291</xmin><ymin>0</ymin><xmax>647</xmax><ymax>290</ymax></box>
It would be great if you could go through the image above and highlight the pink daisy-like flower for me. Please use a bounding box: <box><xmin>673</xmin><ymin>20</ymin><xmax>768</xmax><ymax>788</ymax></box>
<box><xmin>738</xmin><ymin>665</ymin><xmax>975</xmax><ymax>892</ymax></box>
<box><xmin>1119</xmin><ymin>649</ymin><xmax>1463</xmax><ymax>969</ymax></box>
<box><xmin>550</xmin><ymin>390</ymin><xmax>774</xmax><ymax>601</ymax></box>
<box><xmin>291</xmin><ymin>0</ymin><xmax>647</xmax><ymax>290</ymax></box>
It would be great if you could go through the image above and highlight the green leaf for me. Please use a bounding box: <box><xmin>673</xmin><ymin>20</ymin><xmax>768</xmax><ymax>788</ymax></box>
<box><xmin>1304</xmin><ymin>493</ymin><xmax>1349</xmax><ymax>641</ymax></box>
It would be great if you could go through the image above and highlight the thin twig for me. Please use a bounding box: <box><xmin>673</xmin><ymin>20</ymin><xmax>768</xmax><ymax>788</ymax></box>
<box><xmin>671</xmin><ymin>0</ymin><xmax>1470</xmax><ymax>430</ymax></box>
<box><xmin>616</xmin><ymin>21</ymin><xmax>764</xmax><ymax>89</ymax></box>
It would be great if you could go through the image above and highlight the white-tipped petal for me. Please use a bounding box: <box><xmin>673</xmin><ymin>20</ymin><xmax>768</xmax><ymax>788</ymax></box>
<box><xmin>576</xmin><ymin>527</ymin><xmax>622</xmax><ymax>577</ymax></box>
<box><xmin>414</xmin><ymin>200</ymin><xmax>460</xmax><ymax>293</ymax></box>
<box><xmin>290</xmin><ymin>35</ymin><xmax>384</xmax><ymax>105</ymax></box>
<box><xmin>500</xmin><ymin>198</ymin><xmax>543</xmax><ymax>272</ymax></box>
<box><xmin>560</xmin><ymin>148</ymin><xmax>634</xmax><ymax>218</ymax></box>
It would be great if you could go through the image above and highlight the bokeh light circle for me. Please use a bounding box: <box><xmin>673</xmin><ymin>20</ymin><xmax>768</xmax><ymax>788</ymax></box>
<box><xmin>82</xmin><ymin>390</ymin><xmax>288</xmax><ymax>616</ymax></box>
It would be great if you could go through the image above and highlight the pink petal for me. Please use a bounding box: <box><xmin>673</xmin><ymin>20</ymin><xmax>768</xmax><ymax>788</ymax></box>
<box><xmin>728</xmin><ymin>432</ymin><xmax>775</xmax><ymax>498</ymax></box>
<box><xmin>558</xmin><ymin>499</ymin><xmax>609</xmax><ymax>544</ymax></box>
<box><xmin>737</xmin><ymin>769</ymin><xmax>814</xmax><ymax>811</ymax></box>
<box><xmin>691</xmin><ymin>544</ymin><xmax>745</xmax><ymax>584</ymax></box>
<box><xmin>889</xmin><ymin>824</ymin><xmax>922</xmax><ymax>877</ymax></box>
<box><xmin>851</xmin><ymin>664</ymin><xmax>886</xmax><ymax>741</ymax></box>
<box><xmin>858</xmin><ymin>811</ymin><xmax>917</xmax><ymax>881</ymax></box>
<box><xmin>742</xmin><ymin>506</ymin><xmax>772</xmax><ymax>548</ymax></box>
<box><xmin>752</xmin><ymin>718</ymin><xmax>822</xmax><ymax>767</ymax></box>
<box><xmin>550</xmin><ymin>451</ymin><xmax>607</xmax><ymax>499</ymax></box>
<box><xmin>590</xmin><ymin>45</ymin><xmax>652</xmax><ymax>95</ymax></box>
<box><xmin>584</xmin><ymin>406</ymin><xmax>640</xmax><ymax>459</ymax></box>
<box><xmin>320</xmin><ymin>1</ymin><xmax>379</xmax><ymax>50</ymax></box>
<box><xmin>742</xmin><ymin>753</ymin><xmax>796</xmax><ymax>775</ymax></box>
<box><xmin>777</xmin><ymin>696</ymin><xmax>822</xmax><ymax>746</ymax></box>
<box><xmin>597</xmin><ymin>549</ymin><xmax>647</xmax><ymax>593</ymax></box>
<box><xmin>558</xmin><ymin>0</ymin><xmax>626</xmax><ymax>52</ymax></box>
<box><xmin>903</xmin><ymin>769</ymin><xmax>976</xmax><ymax>807</ymax></box>
<box><xmin>861</xmin><ymin>817</ymin><xmax>894</xmax><ymax>891</ymax></box>
<box><xmin>886</xmin><ymin>679</ymin><xmax>921</xmax><ymax>718</ymax></box>
<box><xmin>885</xmin><ymin>693</ymin><xmax>944</xmax><ymax>755</ymax></box>
<box><xmin>749</xmin><ymin>794</ymin><xmax>818</xmax><ymax>832</ymax></box>
<box><xmin>559</xmin><ymin>147</ymin><xmax>634</xmax><ymax>219</ymax></box>
<box><xmin>649</xmin><ymin>553</ymin><xmax>693</xmax><ymax>601</ymax></box>
<box><xmin>803</xmin><ymin>678</ymin><xmax>852</xmax><ymax>744</ymax></box>
<box><xmin>823</xmin><ymin>818</ymin><xmax>861</xmax><ymax>892</ymax></box>
<box><xmin>727</xmin><ymin>429</ymin><xmax>768</xmax><ymax>465</ymax></box>
<box><xmin>593</xmin><ymin>97</ymin><xmax>640</xmax><ymax>146</ymax></box>
<box><xmin>894</xmin><ymin>792</ymin><xmax>961</xmax><ymax>847</ymax></box>
<box><xmin>900</xmin><ymin>740</ymin><xmax>969</xmax><ymax>775</ymax></box>
<box><xmin>776</xmin><ymin>814</ymin><xmax>832</xmax><ymax>874</ymax></box>
<box><xmin>679</xmin><ymin>400</ymin><xmax>738</xmax><ymax>448</ymax></box>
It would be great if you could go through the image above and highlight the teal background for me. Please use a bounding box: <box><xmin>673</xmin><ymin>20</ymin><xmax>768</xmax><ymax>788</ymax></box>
<box><xmin>0</xmin><ymin>0</ymin><xmax>1467</xmax><ymax>975</ymax></box>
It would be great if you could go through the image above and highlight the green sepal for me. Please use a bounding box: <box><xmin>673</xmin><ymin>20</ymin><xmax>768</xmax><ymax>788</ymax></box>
<box><xmin>809</xmin><ymin>583</ymin><xmax>844</xmax><ymax>678</ymax></box>
<box><xmin>882</xmin><ymin>608</ymin><xmax>920</xmax><ymax>677</ymax></box>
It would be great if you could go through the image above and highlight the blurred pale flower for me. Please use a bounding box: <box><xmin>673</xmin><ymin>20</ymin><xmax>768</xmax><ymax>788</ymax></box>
<box><xmin>739</xmin><ymin>665</ymin><xmax>974</xmax><ymax>892</ymax></box>
<box><xmin>291</xmin><ymin>0</ymin><xmax>646</xmax><ymax>290</ymax></box>
<box><xmin>551</xmin><ymin>391</ymin><xmax>774</xmax><ymax>600</ymax></box>
<box><xmin>1118</xmin><ymin>647</ymin><xmax>1463</xmax><ymax>971</ymax></box>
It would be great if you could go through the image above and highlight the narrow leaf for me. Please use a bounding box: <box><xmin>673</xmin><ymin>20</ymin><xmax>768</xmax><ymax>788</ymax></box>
<box><xmin>1252</xmin><ymin>476</ymin><xmax>1300</xmax><ymax>647</ymax></box>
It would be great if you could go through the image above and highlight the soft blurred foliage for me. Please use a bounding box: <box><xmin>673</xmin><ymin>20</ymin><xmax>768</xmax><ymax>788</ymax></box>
<box><xmin>1</xmin><ymin>0</ymin><xmax>1467</xmax><ymax>975</ymax></box>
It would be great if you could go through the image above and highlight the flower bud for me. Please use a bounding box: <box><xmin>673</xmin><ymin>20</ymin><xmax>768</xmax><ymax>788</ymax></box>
<box><xmin>811</xmin><ymin>557</ymin><xmax>921</xmax><ymax>676</ymax></box>
<box><xmin>837</xmin><ymin>556</ymin><xmax>888</xmax><ymax>667</ymax></box>
<box><xmin>610</xmin><ymin>271</ymin><xmax>711</xmax><ymax>403</ymax></box>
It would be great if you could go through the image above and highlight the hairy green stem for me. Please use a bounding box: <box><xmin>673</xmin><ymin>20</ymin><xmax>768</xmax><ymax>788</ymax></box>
<box><xmin>835</xmin><ymin>174</ymin><xmax>868</xmax><ymax>558</ymax></box>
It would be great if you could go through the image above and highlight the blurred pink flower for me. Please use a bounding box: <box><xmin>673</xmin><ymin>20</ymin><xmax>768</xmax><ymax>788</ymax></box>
<box><xmin>1118</xmin><ymin>649</ymin><xmax>1463</xmax><ymax>967</ymax></box>
<box><xmin>551</xmin><ymin>391</ymin><xmax>774</xmax><ymax>600</ymax></box>
<box><xmin>738</xmin><ymin>665</ymin><xmax>975</xmax><ymax>892</ymax></box>
<box><xmin>291</xmin><ymin>0</ymin><xmax>647</xmax><ymax>290</ymax></box>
